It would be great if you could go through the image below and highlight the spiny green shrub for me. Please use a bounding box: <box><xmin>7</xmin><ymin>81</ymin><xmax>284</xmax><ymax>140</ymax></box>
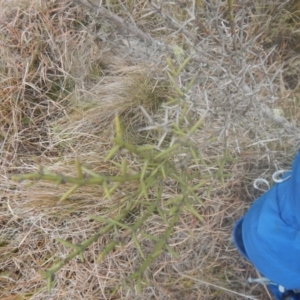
<box><xmin>12</xmin><ymin>45</ymin><xmax>219</xmax><ymax>296</ymax></box>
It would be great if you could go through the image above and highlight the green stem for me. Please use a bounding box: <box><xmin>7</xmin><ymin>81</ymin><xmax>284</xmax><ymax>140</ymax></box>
<box><xmin>12</xmin><ymin>172</ymin><xmax>140</xmax><ymax>185</ymax></box>
<box><xmin>44</xmin><ymin>199</ymin><xmax>134</xmax><ymax>291</ymax></box>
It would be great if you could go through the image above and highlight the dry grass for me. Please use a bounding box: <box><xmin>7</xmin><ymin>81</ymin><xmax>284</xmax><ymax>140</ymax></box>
<box><xmin>1</xmin><ymin>0</ymin><xmax>300</xmax><ymax>299</ymax></box>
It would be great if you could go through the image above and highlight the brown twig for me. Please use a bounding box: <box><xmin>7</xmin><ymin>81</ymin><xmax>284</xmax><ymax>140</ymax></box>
<box><xmin>72</xmin><ymin>0</ymin><xmax>153</xmax><ymax>45</ymax></box>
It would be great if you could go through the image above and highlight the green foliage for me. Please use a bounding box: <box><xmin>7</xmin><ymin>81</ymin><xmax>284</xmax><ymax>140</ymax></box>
<box><xmin>12</xmin><ymin>58</ymin><xmax>206</xmax><ymax>293</ymax></box>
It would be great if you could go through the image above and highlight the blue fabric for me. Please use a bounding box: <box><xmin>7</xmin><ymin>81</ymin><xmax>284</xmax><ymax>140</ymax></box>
<box><xmin>233</xmin><ymin>150</ymin><xmax>300</xmax><ymax>294</ymax></box>
<box><xmin>232</xmin><ymin>217</ymin><xmax>248</xmax><ymax>259</ymax></box>
<box><xmin>267</xmin><ymin>285</ymin><xmax>284</xmax><ymax>300</ymax></box>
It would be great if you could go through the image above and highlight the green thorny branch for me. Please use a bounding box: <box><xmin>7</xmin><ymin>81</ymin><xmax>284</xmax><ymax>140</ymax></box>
<box><xmin>12</xmin><ymin>57</ymin><xmax>206</xmax><ymax>293</ymax></box>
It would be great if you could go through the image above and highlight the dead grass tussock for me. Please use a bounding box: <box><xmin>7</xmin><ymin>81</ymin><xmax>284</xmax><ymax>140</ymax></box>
<box><xmin>56</xmin><ymin>63</ymin><xmax>170</xmax><ymax>150</ymax></box>
<box><xmin>1</xmin><ymin>0</ymin><xmax>300</xmax><ymax>299</ymax></box>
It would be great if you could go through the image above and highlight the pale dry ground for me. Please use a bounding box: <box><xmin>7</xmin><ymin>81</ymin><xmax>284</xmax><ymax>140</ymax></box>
<box><xmin>1</xmin><ymin>0</ymin><xmax>300</xmax><ymax>299</ymax></box>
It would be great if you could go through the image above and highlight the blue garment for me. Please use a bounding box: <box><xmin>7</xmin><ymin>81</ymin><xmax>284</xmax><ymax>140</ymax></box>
<box><xmin>233</xmin><ymin>150</ymin><xmax>300</xmax><ymax>299</ymax></box>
